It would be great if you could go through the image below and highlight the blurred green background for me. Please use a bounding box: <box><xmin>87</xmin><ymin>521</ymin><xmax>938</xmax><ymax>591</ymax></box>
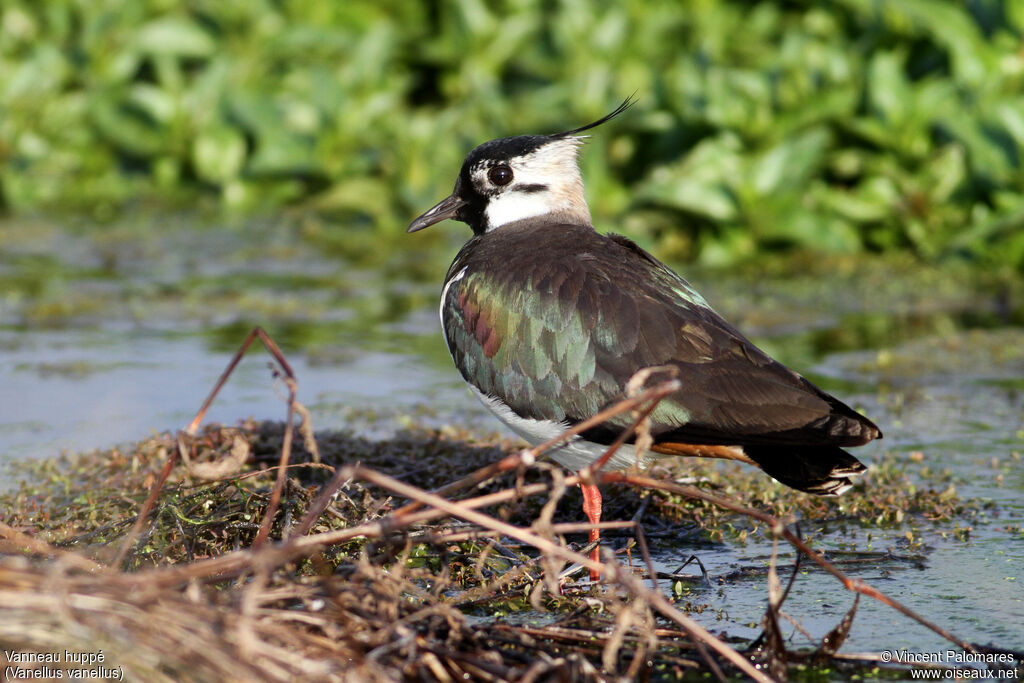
<box><xmin>2</xmin><ymin>0</ymin><xmax>1024</xmax><ymax>269</ymax></box>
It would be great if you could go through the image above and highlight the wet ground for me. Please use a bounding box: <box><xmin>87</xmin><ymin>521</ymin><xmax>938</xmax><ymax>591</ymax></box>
<box><xmin>1</xmin><ymin>215</ymin><xmax>1021</xmax><ymax>660</ymax></box>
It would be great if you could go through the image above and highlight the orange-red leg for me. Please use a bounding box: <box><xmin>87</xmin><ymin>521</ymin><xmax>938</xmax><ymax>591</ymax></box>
<box><xmin>580</xmin><ymin>482</ymin><xmax>602</xmax><ymax>581</ymax></box>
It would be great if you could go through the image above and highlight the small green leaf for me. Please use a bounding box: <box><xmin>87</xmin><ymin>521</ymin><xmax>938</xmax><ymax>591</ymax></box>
<box><xmin>135</xmin><ymin>17</ymin><xmax>216</xmax><ymax>58</ymax></box>
<box><xmin>868</xmin><ymin>51</ymin><xmax>910</xmax><ymax>126</ymax></box>
<box><xmin>749</xmin><ymin>127</ymin><xmax>831</xmax><ymax>196</ymax></box>
<box><xmin>192</xmin><ymin>126</ymin><xmax>246</xmax><ymax>184</ymax></box>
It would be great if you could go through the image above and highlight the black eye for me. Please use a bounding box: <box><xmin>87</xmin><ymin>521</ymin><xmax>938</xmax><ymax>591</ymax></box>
<box><xmin>488</xmin><ymin>165</ymin><xmax>513</xmax><ymax>186</ymax></box>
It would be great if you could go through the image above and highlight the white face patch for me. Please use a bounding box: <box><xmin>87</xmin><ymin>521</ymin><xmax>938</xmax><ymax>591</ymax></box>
<box><xmin>483</xmin><ymin>191</ymin><xmax>557</xmax><ymax>229</ymax></box>
<box><xmin>472</xmin><ymin>138</ymin><xmax>592</xmax><ymax>231</ymax></box>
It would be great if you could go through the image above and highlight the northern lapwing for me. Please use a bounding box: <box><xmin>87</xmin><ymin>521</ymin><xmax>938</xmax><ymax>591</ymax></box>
<box><xmin>408</xmin><ymin>100</ymin><xmax>881</xmax><ymax>579</ymax></box>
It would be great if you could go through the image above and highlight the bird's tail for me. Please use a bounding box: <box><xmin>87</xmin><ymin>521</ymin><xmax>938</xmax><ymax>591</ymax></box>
<box><xmin>743</xmin><ymin>445</ymin><xmax>867</xmax><ymax>496</ymax></box>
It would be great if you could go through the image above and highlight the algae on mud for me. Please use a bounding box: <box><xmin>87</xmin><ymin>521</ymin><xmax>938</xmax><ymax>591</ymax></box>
<box><xmin>1</xmin><ymin>417</ymin><xmax>1012</xmax><ymax>681</ymax></box>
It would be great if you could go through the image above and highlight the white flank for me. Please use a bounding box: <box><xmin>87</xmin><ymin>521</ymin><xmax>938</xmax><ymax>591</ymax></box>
<box><xmin>469</xmin><ymin>386</ymin><xmax>650</xmax><ymax>472</ymax></box>
<box><xmin>439</xmin><ymin>266</ymin><xmax>468</xmax><ymax>348</ymax></box>
<box><xmin>830</xmin><ymin>481</ymin><xmax>853</xmax><ymax>496</ymax></box>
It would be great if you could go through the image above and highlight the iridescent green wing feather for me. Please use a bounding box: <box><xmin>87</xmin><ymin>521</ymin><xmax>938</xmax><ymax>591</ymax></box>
<box><xmin>443</xmin><ymin>223</ymin><xmax>876</xmax><ymax>447</ymax></box>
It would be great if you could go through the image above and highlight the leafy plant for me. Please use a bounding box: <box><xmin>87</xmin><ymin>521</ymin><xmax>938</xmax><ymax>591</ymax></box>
<box><xmin>1</xmin><ymin>0</ymin><xmax>1022</xmax><ymax>268</ymax></box>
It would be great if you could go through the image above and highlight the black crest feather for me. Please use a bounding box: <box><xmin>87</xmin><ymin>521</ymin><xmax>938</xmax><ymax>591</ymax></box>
<box><xmin>553</xmin><ymin>95</ymin><xmax>636</xmax><ymax>138</ymax></box>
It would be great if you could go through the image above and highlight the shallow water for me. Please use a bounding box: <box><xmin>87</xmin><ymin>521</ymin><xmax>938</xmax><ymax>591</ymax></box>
<box><xmin>1</xmin><ymin>216</ymin><xmax>1021</xmax><ymax>660</ymax></box>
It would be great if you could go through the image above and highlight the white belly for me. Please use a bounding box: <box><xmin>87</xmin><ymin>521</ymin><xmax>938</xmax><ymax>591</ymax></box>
<box><xmin>469</xmin><ymin>386</ymin><xmax>655</xmax><ymax>472</ymax></box>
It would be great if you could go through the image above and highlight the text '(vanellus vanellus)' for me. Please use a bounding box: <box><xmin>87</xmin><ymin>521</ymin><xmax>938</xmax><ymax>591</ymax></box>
<box><xmin>408</xmin><ymin>100</ymin><xmax>881</xmax><ymax>580</ymax></box>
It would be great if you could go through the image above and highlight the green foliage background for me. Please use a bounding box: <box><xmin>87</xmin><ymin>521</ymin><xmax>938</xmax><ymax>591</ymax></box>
<box><xmin>3</xmin><ymin>0</ymin><xmax>1024</xmax><ymax>267</ymax></box>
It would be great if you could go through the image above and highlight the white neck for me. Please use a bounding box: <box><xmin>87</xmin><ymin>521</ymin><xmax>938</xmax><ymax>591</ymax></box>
<box><xmin>484</xmin><ymin>190</ymin><xmax>590</xmax><ymax>230</ymax></box>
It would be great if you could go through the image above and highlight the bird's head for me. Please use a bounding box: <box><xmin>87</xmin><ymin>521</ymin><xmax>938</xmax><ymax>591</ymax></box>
<box><xmin>408</xmin><ymin>98</ymin><xmax>633</xmax><ymax>236</ymax></box>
